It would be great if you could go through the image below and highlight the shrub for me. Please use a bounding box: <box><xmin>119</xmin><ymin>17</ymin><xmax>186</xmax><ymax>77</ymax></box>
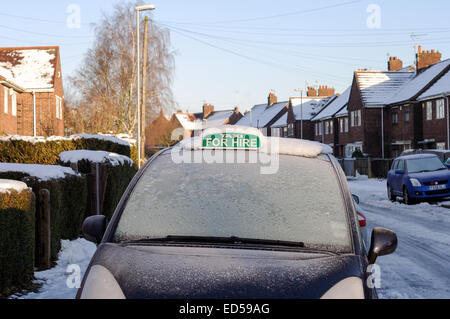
<box><xmin>59</xmin><ymin>151</ymin><xmax>137</xmax><ymax>221</ymax></box>
<box><xmin>0</xmin><ymin>185</ymin><xmax>35</xmax><ymax>297</ymax></box>
<box><xmin>0</xmin><ymin>166</ymin><xmax>87</xmax><ymax>262</ymax></box>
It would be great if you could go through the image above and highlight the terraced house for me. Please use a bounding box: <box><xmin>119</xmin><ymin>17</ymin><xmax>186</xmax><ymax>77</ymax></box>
<box><xmin>0</xmin><ymin>46</ymin><xmax>64</xmax><ymax>136</ymax></box>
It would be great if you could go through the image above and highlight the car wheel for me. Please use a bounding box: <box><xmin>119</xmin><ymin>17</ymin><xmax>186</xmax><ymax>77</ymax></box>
<box><xmin>387</xmin><ymin>184</ymin><xmax>396</xmax><ymax>202</ymax></box>
<box><xmin>403</xmin><ymin>186</ymin><xmax>415</xmax><ymax>205</ymax></box>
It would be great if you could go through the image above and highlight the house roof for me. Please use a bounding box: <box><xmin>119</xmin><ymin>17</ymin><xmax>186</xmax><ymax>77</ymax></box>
<box><xmin>389</xmin><ymin>59</ymin><xmax>450</xmax><ymax>105</ymax></box>
<box><xmin>0</xmin><ymin>46</ymin><xmax>59</xmax><ymax>90</ymax></box>
<box><xmin>335</xmin><ymin>104</ymin><xmax>348</xmax><ymax>117</ymax></box>
<box><xmin>311</xmin><ymin>87</ymin><xmax>351</xmax><ymax>121</ymax></box>
<box><xmin>271</xmin><ymin>112</ymin><xmax>288</xmax><ymax>128</ymax></box>
<box><xmin>291</xmin><ymin>96</ymin><xmax>336</xmax><ymax>121</ymax></box>
<box><xmin>355</xmin><ymin>70</ymin><xmax>414</xmax><ymax>107</ymax></box>
<box><xmin>237</xmin><ymin>101</ymin><xmax>288</xmax><ymax>128</ymax></box>
<box><xmin>418</xmin><ymin>69</ymin><xmax>450</xmax><ymax>100</ymax></box>
<box><xmin>175</xmin><ymin>109</ymin><xmax>237</xmax><ymax>130</ymax></box>
<box><xmin>204</xmin><ymin>110</ymin><xmax>235</xmax><ymax>127</ymax></box>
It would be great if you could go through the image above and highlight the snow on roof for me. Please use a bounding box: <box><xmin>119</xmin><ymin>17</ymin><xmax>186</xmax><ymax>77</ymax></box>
<box><xmin>0</xmin><ymin>163</ymin><xmax>79</xmax><ymax>181</ymax></box>
<box><xmin>175</xmin><ymin>113</ymin><xmax>202</xmax><ymax>130</ymax></box>
<box><xmin>237</xmin><ymin>102</ymin><xmax>288</xmax><ymax>128</ymax></box>
<box><xmin>418</xmin><ymin>69</ymin><xmax>450</xmax><ymax>100</ymax></box>
<box><xmin>0</xmin><ymin>47</ymin><xmax>57</xmax><ymax>90</ymax></box>
<box><xmin>335</xmin><ymin>104</ymin><xmax>348</xmax><ymax>117</ymax></box>
<box><xmin>177</xmin><ymin>126</ymin><xmax>333</xmax><ymax>157</ymax></box>
<box><xmin>292</xmin><ymin>96</ymin><xmax>336</xmax><ymax>121</ymax></box>
<box><xmin>355</xmin><ymin>71</ymin><xmax>414</xmax><ymax>107</ymax></box>
<box><xmin>59</xmin><ymin>150</ymin><xmax>133</xmax><ymax>167</ymax></box>
<box><xmin>312</xmin><ymin>88</ymin><xmax>351</xmax><ymax>121</ymax></box>
<box><xmin>204</xmin><ymin>110</ymin><xmax>235</xmax><ymax>127</ymax></box>
<box><xmin>0</xmin><ymin>179</ymin><xmax>29</xmax><ymax>194</ymax></box>
<box><xmin>389</xmin><ymin>59</ymin><xmax>450</xmax><ymax>104</ymax></box>
<box><xmin>271</xmin><ymin>112</ymin><xmax>288</xmax><ymax>128</ymax></box>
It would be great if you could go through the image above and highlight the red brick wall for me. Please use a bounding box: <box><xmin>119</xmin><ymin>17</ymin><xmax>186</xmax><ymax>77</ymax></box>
<box><xmin>0</xmin><ymin>84</ymin><xmax>17</xmax><ymax>134</ymax></box>
<box><xmin>421</xmin><ymin>98</ymin><xmax>448</xmax><ymax>147</ymax></box>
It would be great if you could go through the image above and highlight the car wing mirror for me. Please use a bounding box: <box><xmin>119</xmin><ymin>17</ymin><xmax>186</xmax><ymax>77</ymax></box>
<box><xmin>352</xmin><ymin>194</ymin><xmax>360</xmax><ymax>204</ymax></box>
<box><xmin>82</xmin><ymin>215</ymin><xmax>107</xmax><ymax>245</ymax></box>
<box><xmin>395</xmin><ymin>169</ymin><xmax>404</xmax><ymax>175</ymax></box>
<box><xmin>368</xmin><ymin>227</ymin><xmax>397</xmax><ymax>264</ymax></box>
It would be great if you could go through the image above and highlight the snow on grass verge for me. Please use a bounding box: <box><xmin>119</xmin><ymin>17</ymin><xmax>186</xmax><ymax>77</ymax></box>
<box><xmin>10</xmin><ymin>238</ymin><xmax>96</xmax><ymax>299</ymax></box>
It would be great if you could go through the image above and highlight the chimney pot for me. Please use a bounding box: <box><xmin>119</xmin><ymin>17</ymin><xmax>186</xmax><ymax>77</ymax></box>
<box><xmin>418</xmin><ymin>45</ymin><xmax>422</xmax><ymax>53</ymax></box>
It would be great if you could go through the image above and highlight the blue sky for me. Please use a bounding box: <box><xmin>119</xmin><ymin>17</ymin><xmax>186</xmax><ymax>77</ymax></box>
<box><xmin>2</xmin><ymin>0</ymin><xmax>450</xmax><ymax>114</ymax></box>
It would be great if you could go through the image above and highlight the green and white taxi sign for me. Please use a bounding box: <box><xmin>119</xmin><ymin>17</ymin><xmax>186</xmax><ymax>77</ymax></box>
<box><xmin>202</xmin><ymin>132</ymin><xmax>261</xmax><ymax>150</ymax></box>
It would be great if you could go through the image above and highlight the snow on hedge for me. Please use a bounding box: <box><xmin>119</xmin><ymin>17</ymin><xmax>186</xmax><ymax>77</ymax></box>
<box><xmin>0</xmin><ymin>133</ymin><xmax>134</xmax><ymax>147</ymax></box>
<box><xmin>0</xmin><ymin>163</ymin><xmax>79</xmax><ymax>181</ymax></box>
<box><xmin>0</xmin><ymin>179</ymin><xmax>29</xmax><ymax>194</ymax></box>
<box><xmin>60</xmin><ymin>150</ymin><xmax>133</xmax><ymax>167</ymax></box>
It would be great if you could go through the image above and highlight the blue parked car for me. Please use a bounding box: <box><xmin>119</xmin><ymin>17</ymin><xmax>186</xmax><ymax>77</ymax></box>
<box><xmin>387</xmin><ymin>154</ymin><xmax>450</xmax><ymax>205</ymax></box>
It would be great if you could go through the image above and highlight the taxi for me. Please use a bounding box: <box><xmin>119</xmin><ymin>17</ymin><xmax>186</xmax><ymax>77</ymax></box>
<box><xmin>76</xmin><ymin>126</ymin><xmax>397</xmax><ymax>299</ymax></box>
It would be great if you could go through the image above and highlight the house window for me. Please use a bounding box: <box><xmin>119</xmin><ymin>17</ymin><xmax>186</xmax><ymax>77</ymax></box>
<box><xmin>56</xmin><ymin>96</ymin><xmax>63</xmax><ymax>120</ymax></box>
<box><xmin>315</xmin><ymin>123</ymin><xmax>320</xmax><ymax>136</ymax></box>
<box><xmin>405</xmin><ymin>106</ymin><xmax>410</xmax><ymax>122</ymax></box>
<box><xmin>283</xmin><ymin>127</ymin><xmax>287</xmax><ymax>137</ymax></box>
<box><xmin>426</xmin><ymin>101</ymin><xmax>432</xmax><ymax>120</ymax></box>
<box><xmin>325</xmin><ymin>121</ymin><xmax>329</xmax><ymax>134</ymax></box>
<box><xmin>351</xmin><ymin>110</ymin><xmax>361</xmax><ymax>127</ymax></box>
<box><xmin>344</xmin><ymin>117</ymin><xmax>349</xmax><ymax>132</ymax></box>
<box><xmin>3</xmin><ymin>87</ymin><xmax>8</xmax><ymax>114</ymax></box>
<box><xmin>272</xmin><ymin>128</ymin><xmax>280</xmax><ymax>137</ymax></box>
<box><xmin>392</xmin><ymin>112</ymin><xmax>398</xmax><ymax>124</ymax></box>
<box><xmin>319</xmin><ymin>122</ymin><xmax>323</xmax><ymax>135</ymax></box>
<box><xmin>436</xmin><ymin>99</ymin><xmax>445</xmax><ymax>119</ymax></box>
<box><xmin>288</xmin><ymin>123</ymin><xmax>294</xmax><ymax>137</ymax></box>
<box><xmin>339</xmin><ymin>118</ymin><xmax>343</xmax><ymax>133</ymax></box>
<box><xmin>11</xmin><ymin>92</ymin><xmax>16</xmax><ymax>117</ymax></box>
<box><xmin>329</xmin><ymin>120</ymin><xmax>333</xmax><ymax>133</ymax></box>
<box><xmin>437</xmin><ymin>142</ymin><xmax>446</xmax><ymax>150</ymax></box>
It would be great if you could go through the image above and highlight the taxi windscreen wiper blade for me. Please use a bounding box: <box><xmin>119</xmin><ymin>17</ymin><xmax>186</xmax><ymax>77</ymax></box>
<box><xmin>120</xmin><ymin>235</ymin><xmax>305</xmax><ymax>248</ymax></box>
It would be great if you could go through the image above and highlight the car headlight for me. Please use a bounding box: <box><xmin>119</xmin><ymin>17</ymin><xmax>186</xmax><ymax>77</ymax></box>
<box><xmin>409</xmin><ymin>178</ymin><xmax>422</xmax><ymax>187</ymax></box>
<box><xmin>321</xmin><ymin>277</ymin><xmax>364</xmax><ymax>299</ymax></box>
<box><xmin>79</xmin><ymin>265</ymin><xmax>125</xmax><ymax>299</ymax></box>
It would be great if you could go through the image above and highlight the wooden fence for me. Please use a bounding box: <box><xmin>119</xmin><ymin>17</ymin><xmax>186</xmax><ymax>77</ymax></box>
<box><xmin>337</xmin><ymin>158</ymin><xmax>394</xmax><ymax>178</ymax></box>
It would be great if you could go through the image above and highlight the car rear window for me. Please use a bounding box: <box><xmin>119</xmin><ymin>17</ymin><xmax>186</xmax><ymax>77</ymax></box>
<box><xmin>114</xmin><ymin>151</ymin><xmax>352</xmax><ymax>253</ymax></box>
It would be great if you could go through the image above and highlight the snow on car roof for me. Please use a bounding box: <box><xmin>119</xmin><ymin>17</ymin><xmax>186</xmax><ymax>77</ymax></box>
<box><xmin>177</xmin><ymin>126</ymin><xmax>333</xmax><ymax>157</ymax></box>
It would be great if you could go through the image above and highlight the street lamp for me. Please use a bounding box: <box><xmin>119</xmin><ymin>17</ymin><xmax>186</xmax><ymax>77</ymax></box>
<box><xmin>136</xmin><ymin>4</ymin><xmax>155</xmax><ymax>168</ymax></box>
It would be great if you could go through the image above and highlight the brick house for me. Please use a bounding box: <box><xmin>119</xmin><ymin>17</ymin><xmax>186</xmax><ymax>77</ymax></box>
<box><xmin>174</xmin><ymin>104</ymin><xmax>243</xmax><ymax>139</ymax></box>
<box><xmin>237</xmin><ymin>93</ymin><xmax>289</xmax><ymax>136</ymax></box>
<box><xmin>311</xmin><ymin>86</ymin><xmax>351</xmax><ymax>156</ymax></box>
<box><xmin>270</xmin><ymin>86</ymin><xmax>337</xmax><ymax>139</ymax></box>
<box><xmin>417</xmin><ymin>69</ymin><xmax>450</xmax><ymax>150</ymax></box>
<box><xmin>345</xmin><ymin>70</ymin><xmax>414</xmax><ymax>158</ymax></box>
<box><xmin>0</xmin><ymin>46</ymin><xmax>64</xmax><ymax>136</ymax></box>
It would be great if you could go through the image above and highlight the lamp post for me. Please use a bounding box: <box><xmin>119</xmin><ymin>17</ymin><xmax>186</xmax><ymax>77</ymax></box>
<box><xmin>294</xmin><ymin>89</ymin><xmax>303</xmax><ymax>139</ymax></box>
<box><xmin>136</xmin><ymin>4</ymin><xmax>155</xmax><ymax>168</ymax></box>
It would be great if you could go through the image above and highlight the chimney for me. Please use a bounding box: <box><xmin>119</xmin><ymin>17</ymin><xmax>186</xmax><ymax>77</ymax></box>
<box><xmin>234</xmin><ymin>106</ymin><xmax>239</xmax><ymax>114</ymax></box>
<box><xmin>307</xmin><ymin>86</ymin><xmax>317</xmax><ymax>97</ymax></box>
<box><xmin>268</xmin><ymin>93</ymin><xmax>277</xmax><ymax>106</ymax></box>
<box><xmin>387</xmin><ymin>56</ymin><xmax>403</xmax><ymax>71</ymax></box>
<box><xmin>318</xmin><ymin>85</ymin><xmax>335</xmax><ymax>97</ymax></box>
<box><xmin>416</xmin><ymin>47</ymin><xmax>442</xmax><ymax>71</ymax></box>
<box><xmin>203</xmin><ymin>103</ymin><xmax>214</xmax><ymax>119</ymax></box>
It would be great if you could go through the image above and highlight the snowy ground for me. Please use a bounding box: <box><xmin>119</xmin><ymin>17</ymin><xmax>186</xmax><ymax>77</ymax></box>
<box><xmin>10</xmin><ymin>176</ymin><xmax>450</xmax><ymax>299</ymax></box>
<box><xmin>348</xmin><ymin>176</ymin><xmax>450</xmax><ymax>299</ymax></box>
<box><xmin>10</xmin><ymin>239</ymin><xmax>96</xmax><ymax>299</ymax></box>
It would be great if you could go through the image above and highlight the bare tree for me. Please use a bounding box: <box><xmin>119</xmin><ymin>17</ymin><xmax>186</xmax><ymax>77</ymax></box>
<box><xmin>65</xmin><ymin>1</ymin><xmax>176</xmax><ymax>136</ymax></box>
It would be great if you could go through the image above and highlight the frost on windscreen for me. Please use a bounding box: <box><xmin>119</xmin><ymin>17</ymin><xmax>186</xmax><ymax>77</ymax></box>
<box><xmin>115</xmin><ymin>152</ymin><xmax>351</xmax><ymax>251</ymax></box>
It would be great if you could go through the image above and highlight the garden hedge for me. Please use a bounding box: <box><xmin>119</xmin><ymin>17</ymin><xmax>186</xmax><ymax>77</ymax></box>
<box><xmin>0</xmin><ymin>186</ymin><xmax>35</xmax><ymax>297</ymax></box>
<box><xmin>0</xmin><ymin>135</ymin><xmax>137</xmax><ymax>166</ymax></box>
<box><xmin>59</xmin><ymin>151</ymin><xmax>137</xmax><ymax>221</ymax></box>
<box><xmin>0</xmin><ymin>171</ymin><xmax>87</xmax><ymax>263</ymax></box>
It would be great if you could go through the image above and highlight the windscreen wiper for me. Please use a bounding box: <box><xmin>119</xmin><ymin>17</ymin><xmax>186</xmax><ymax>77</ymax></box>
<box><xmin>120</xmin><ymin>235</ymin><xmax>305</xmax><ymax>248</ymax></box>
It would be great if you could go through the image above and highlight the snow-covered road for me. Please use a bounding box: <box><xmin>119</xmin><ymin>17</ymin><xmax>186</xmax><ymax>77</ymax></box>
<box><xmin>348</xmin><ymin>176</ymin><xmax>450</xmax><ymax>299</ymax></box>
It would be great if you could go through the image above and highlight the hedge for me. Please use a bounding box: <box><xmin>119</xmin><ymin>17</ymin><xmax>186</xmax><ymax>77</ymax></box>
<box><xmin>0</xmin><ymin>186</ymin><xmax>35</xmax><ymax>297</ymax></box>
<box><xmin>0</xmin><ymin>170</ymin><xmax>87</xmax><ymax>263</ymax></box>
<box><xmin>0</xmin><ymin>134</ymin><xmax>136</xmax><ymax>166</ymax></box>
<box><xmin>59</xmin><ymin>151</ymin><xmax>137</xmax><ymax>221</ymax></box>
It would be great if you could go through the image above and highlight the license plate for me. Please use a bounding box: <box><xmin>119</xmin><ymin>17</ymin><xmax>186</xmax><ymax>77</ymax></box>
<box><xmin>430</xmin><ymin>185</ymin><xmax>446</xmax><ymax>191</ymax></box>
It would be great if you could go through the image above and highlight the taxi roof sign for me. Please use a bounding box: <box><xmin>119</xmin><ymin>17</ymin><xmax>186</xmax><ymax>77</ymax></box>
<box><xmin>202</xmin><ymin>132</ymin><xmax>261</xmax><ymax>150</ymax></box>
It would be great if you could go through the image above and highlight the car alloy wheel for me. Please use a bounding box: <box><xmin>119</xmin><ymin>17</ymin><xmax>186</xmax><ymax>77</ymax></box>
<box><xmin>387</xmin><ymin>184</ymin><xmax>396</xmax><ymax>202</ymax></box>
<box><xmin>403</xmin><ymin>187</ymin><xmax>414</xmax><ymax>205</ymax></box>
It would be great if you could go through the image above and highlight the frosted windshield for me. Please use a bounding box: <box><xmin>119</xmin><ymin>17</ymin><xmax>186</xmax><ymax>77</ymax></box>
<box><xmin>115</xmin><ymin>152</ymin><xmax>351</xmax><ymax>252</ymax></box>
